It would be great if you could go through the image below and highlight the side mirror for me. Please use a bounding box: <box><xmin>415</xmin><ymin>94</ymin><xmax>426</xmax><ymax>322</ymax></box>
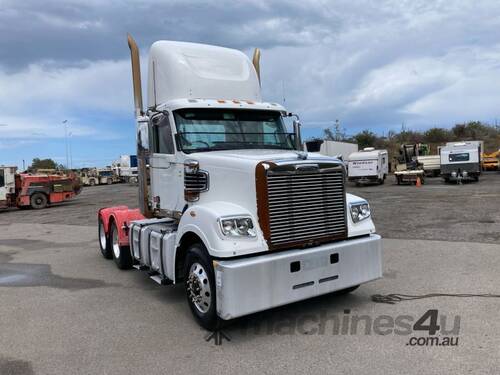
<box><xmin>293</xmin><ymin>119</ymin><xmax>303</xmax><ymax>151</ymax></box>
<box><xmin>137</xmin><ymin>120</ymin><xmax>150</xmax><ymax>151</ymax></box>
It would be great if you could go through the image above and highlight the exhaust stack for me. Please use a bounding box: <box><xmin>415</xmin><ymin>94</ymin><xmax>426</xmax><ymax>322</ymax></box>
<box><xmin>252</xmin><ymin>48</ymin><xmax>261</xmax><ymax>84</ymax></box>
<box><xmin>127</xmin><ymin>34</ymin><xmax>144</xmax><ymax>117</ymax></box>
<box><xmin>127</xmin><ymin>34</ymin><xmax>151</xmax><ymax>218</ymax></box>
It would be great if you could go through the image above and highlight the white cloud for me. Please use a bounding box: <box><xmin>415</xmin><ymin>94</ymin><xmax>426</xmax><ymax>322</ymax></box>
<box><xmin>1</xmin><ymin>0</ymin><xmax>500</xmax><ymax>145</ymax></box>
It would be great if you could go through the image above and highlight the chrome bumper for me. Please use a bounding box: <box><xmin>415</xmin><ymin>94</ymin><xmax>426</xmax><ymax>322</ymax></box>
<box><xmin>214</xmin><ymin>234</ymin><xmax>382</xmax><ymax>320</ymax></box>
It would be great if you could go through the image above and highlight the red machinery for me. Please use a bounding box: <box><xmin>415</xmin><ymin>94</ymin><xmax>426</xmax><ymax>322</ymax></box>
<box><xmin>0</xmin><ymin>166</ymin><xmax>81</xmax><ymax>210</ymax></box>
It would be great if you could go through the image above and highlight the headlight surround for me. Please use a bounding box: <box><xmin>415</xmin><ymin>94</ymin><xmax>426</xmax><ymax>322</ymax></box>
<box><xmin>219</xmin><ymin>216</ymin><xmax>256</xmax><ymax>237</ymax></box>
<box><xmin>349</xmin><ymin>201</ymin><xmax>371</xmax><ymax>223</ymax></box>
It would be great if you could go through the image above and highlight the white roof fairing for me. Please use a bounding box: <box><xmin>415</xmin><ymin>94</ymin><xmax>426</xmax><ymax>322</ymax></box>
<box><xmin>147</xmin><ymin>41</ymin><xmax>262</xmax><ymax>108</ymax></box>
<box><xmin>348</xmin><ymin>149</ymin><xmax>387</xmax><ymax>161</ymax></box>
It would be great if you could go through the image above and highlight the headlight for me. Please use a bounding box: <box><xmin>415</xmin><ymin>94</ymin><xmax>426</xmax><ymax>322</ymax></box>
<box><xmin>219</xmin><ymin>216</ymin><xmax>256</xmax><ymax>237</ymax></box>
<box><xmin>350</xmin><ymin>201</ymin><xmax>371</xmax><ymax>223</ymax></box>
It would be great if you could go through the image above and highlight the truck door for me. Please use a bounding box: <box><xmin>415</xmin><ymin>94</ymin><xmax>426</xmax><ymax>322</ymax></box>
<box><xmin>149</xmin><ymin>113</ymin><xmax>183</xmax><ymax>216</ymax></box>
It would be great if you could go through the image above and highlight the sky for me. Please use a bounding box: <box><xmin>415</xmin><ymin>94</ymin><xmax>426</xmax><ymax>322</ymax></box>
<box><xmin>1</xmin><ymin>0</ymin><xmax>500</xmax><ymax>168</ymax></box>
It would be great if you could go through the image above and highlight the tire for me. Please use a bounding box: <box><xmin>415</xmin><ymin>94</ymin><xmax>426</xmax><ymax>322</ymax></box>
<box><xmin>98</xmin><ymin>217</ymin><xmax>112</xmax><ymax>259</ymax></box>
<box><xmin>333</xmin><ymin>285</ymin><xmax>360</xmax><ymax>295</ymax></box>
<box><xmin>378</xmin><ymin>178</ymin><xmax>384</xmax><ymax>185</ymax></box>
<box><xmin>110</xmin><ymin>222</ymin><xmax>132</xmax><ymax>269</ymax></box>
<box><xmin>184</xmin><ymin>243</ymin><xmax>218</xmax><ymax>330</ymax></box>
<box><xmin>130</xmin><ymin>177</ymin><xmax>138</xmax><ymax>184</ymax></box>
<box><xmin>107</xmin><ymin>178</ymin><xmax>113</xmax><ymax>185</ymax></box>
<box><xmin>396</xmin><ymin>176</ymin><xmax>401</xmax><ymax>185</ymax></box>
<box><xmin>30</xmin><ymin>193</ymin><xmax>48</xmax><ymax>209</ymax></box>
<box><xmin>89</xmin><ymin>179</ymin><xmax>96</xmax><ymax>186</ymax></box>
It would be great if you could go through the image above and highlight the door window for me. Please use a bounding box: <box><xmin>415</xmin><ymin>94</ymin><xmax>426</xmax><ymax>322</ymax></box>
<box><xmin>152</xmin><ymin>115</ymin><xmax>175</xmax><ymax>154</ymax></box>
<box><xmin>0</xmin><ymin>169</ymin><xmax>4</xmax><ymax>187</ymax></box>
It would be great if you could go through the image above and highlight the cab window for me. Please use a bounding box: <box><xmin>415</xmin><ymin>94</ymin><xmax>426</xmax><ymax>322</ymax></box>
<box><xmin>152</xmin><ymin>115</ymin><xmax>175</xmax><ymax>154</ymax></box>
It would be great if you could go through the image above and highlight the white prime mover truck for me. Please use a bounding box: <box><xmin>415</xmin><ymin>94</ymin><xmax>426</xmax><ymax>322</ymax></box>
<box><xmin>348</xmin><ymin>148</ymin><xmax>388</xmax><ymax>185</ymax></box>
<box><xmin>97</xmin><ymin>35</ymin><xmax>382</xmax><ymax>330</ymax></box>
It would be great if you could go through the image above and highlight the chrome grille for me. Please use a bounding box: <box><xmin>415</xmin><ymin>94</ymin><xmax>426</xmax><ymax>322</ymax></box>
<box><xmin>266</xmin><ymin>168</ymin><xmax>347</xmax><ymax>246</ymax></box>
<box><xmin>184</xmin><ymin>171</ymin><xmax>209</xmax><ymax>192</ymax></box>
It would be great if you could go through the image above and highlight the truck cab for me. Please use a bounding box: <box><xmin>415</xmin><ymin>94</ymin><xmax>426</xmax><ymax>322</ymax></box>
<box><xmin>97</xmin><ymin>37</ymin><xmax>383</xmax><ymax>330</ymax></box>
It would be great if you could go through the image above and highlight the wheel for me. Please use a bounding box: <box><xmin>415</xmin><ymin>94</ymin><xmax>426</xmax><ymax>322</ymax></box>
<box><xmin>110</xmin><ymin>222</ymin><xmax>132</xmax><ymax>269</ymax></box>
<box><xmin>107</xmin><ymin>178</ymin><xmax>113</xmax><ymax>185</ymax></box>
<box><xmin>333</xmin><ymin>285</ymin><xmax>360</xmax><ymax>295</ymax></box>
<box><xmin>89</xmin><ymin>179</ymin><xmax>96</xmax><ymax>186</ymax></box>
<box><xmin>129</xmin><ymin>177</ymin><xmax>138</xmax><ymax>184</ymax></box>
<box><xmin>396</xmin><ymin>176</ymin><xmax>401</xmax><ymax>185</ymax></box>
<box><xmin>98</xmin><ymin>217</ymin><xmax>112</xmax><ymax>259</ymax></box>
<box><xmin>30</xmin><ymin>193</ymin><xmax>48</xmax><ymax>209</ymax></box>
<box><xmin>378</xmin><ymin>178</ymin><xmax>384</xmax><ymax>185</ymax></box>
<box><xmin>184</xmin><ymin>243</ymin><xmax>218</xmax><ymax>330</ymax></box>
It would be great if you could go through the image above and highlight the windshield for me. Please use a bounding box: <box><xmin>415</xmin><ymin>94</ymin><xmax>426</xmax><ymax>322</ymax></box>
<box><xmin>174</xmin><ymin>109</ymin><xmax>295</xmax><ymax>153</ymax></box>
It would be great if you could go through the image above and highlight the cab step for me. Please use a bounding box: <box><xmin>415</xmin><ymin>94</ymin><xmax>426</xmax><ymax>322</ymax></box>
<box><xmin>150</xmin><ymin>274</ymin><xmax>173</xmax><ymax>285</ymax></box>
<box><xmin>133</xmin><ymin>264</ymin><xmax>148</xmax><ymax>270</ymax></box>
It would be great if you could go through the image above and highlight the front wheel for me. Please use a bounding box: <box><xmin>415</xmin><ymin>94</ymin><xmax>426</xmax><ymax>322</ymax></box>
<box><xmin>184</xmin><ymin>243</ymin><xmax>218</xmax><ymax>330</ymax></box>
<box><xmin>110</xmin><ymin>222</ymin><xmax>132</xmax><ymax>269</ymax></box>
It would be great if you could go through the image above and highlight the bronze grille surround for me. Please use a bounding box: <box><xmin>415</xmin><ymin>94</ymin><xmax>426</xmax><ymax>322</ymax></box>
<box><xmin>256</xmin><ymin>161</ymin><xmax>347</xmax><ymax>250</ymax></box>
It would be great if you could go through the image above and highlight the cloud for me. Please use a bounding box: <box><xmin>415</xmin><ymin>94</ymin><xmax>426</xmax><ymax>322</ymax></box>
<box><xmin>1</xmin><ymin>0</ymin><xmax>500</xmax><ymax>153</ymax></box>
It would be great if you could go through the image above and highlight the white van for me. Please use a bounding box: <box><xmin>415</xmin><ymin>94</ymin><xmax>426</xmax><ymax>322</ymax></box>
<box><xmin>348</xmin><ymin>148</ymin><xmax>389</xmax><ymax>185</ymax></box>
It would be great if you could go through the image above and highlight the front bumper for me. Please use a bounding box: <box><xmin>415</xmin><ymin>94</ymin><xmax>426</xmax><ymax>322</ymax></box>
<box><xmin>214</xmin><ymin>234</ymin><xmax>382</xmax><ymax>320</ymax></box>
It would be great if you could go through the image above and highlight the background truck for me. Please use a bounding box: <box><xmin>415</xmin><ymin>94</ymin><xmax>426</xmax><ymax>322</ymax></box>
<box><xmin>112</xmin><ymin>154</ymin><xmax>138</xmax><ymax>183</ymax></box>
<box><xmin>347</xmin><ymin>148</ymin><xmax>388</xmax><ymax>185</ymax></box>
<box><xmin>80</xmin><ymin>168</ymin><xmax>120</xmax><ymax>186</ymax></box>
<box><xmin>0</xmin><ymin>166</ymin><xmax>81</xmax><ymax>209</ymax></box>
<box><xmin>481</xmin><ymin>150</ymin><xmax>499</xmax><ymax>171</ymax></box>
<box><xmin>96</xmin><ymin>35</ymin><xmax>382</xmax><ymax>330</ymax></box>
<box><xmin>305</xmin><ymin>140</ymin><xmax>358</xmax><ymax>162</ymax></box>
<box><xmin>440</xmin><ymin>142</ymin><xmax>481</xmax><ymax>182</ymax></box>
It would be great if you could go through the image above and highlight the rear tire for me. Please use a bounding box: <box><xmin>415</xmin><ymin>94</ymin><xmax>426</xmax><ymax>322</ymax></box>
<box><xmin>98</xmin><ymin>217</ymin><xmax>112</xmax><ymax>259</ymax></box>
<box><xmin>110</xmin><ymin>222</ymin><xmax>132</xmax><ymax>269</ymax></box>
<box><xmin>30</xmin><ymin>193</ymin><xmax>48</xmax><ymax>209</ymax></box>
<box><xmin>89</xmin><ymin>179</ymin><xmax>96</xmax><ymax>186</ymax></box>
<box><xmin>184</xmin><ymin>243</ymin><xmax>218</xmax><ymax>330</ymax></box>
<box><xmin>107</xmin><ymin>178</ymin><xmax>113</xmax><ymax>185</ymax></box>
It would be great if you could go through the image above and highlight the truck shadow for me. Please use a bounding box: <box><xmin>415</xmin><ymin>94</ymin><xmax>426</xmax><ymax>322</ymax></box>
<box><xmin>218</xmin><ymin>291</ymin><xmax>371</xmax><ymax>342</ymax></box>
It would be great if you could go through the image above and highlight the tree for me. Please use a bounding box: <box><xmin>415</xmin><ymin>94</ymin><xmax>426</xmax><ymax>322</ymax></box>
<box><xmin>424</xmin><ymin>127</ymin><xmax>450</xmax><ymax>144</ymax></box>
<box><xmin>323</xmin><ymin>120</ymin><xmax>346</xmax><ymax>141</ymax></box>
<box><xmin>31</xmin><ymin>158</ymin><xmax>58</xmax><ymax>170</ymax></box>
<box><xmin>353</xmin><ymin>130</ymin><xmax>378</xmax><ymax>149</ymax></box>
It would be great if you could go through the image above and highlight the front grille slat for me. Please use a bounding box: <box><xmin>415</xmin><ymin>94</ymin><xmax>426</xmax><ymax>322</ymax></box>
<box><xmin>265</xmin><ymin>168</ymin><xmax>347</xmax><ymax>248</ymax></box>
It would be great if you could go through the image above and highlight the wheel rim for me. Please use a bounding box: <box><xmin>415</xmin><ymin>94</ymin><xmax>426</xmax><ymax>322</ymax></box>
<box><xmin>112</xmin><ymin>227</ymin><xmax>120</xmax><ymax>258</ymax></box>
<box><xmin>187</xmin><ymin>262</ymin><xmax>212</xmax><ymax>313</ymax></box>
<box><xmin>99</xmin><ymin>222</ymin><xmax>107</xmax><ymax>250</ymax></box>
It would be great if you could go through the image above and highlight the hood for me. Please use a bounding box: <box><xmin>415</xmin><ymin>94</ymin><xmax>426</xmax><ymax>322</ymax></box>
<box><xmin>189</xmin><ymin>149</ymin><xmax>339</xmax><ymax>167</ymax></box>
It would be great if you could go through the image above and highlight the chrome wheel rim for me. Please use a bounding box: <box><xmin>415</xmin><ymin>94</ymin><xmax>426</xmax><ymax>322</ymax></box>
<box><xmin>112</xmin><ymin>227</ymin><xmax>120</xmax><ymax>258</ymax></box>
<box><xmin>187</xmin><ymin>262</ymin><xmax>211</xmax><ymax>313</ymax></box>
<box><xmin>99</xmin><ymin>222</ymin><xmax>107</xmax><ymax>250</ymax></box>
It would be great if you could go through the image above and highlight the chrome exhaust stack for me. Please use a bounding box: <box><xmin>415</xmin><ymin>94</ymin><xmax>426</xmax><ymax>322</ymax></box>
<box><xmin>252</xmin><ymin>48</ymin><xmax>261</xmax><ymax>84</ymax></box>
<box><xmin>127</xmin><ymin>34</ymin><xmax>144</xmax><ymax>117</ymax></box>
<box><xmin>127</xmin><ymin>34</ymin><xmax>152</xmax><ymax>218</ymax></box>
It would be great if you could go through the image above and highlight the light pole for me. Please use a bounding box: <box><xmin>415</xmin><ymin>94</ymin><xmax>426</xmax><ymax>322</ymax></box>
<box><xmin>68</xmin><ymin>131</ymin><xmax>73</xmax><ymax>169</ymax></box>
<box><xmin>62</xmin><ymin>120</ymin><xmax>69</xmax><ymax>169</ymax></box>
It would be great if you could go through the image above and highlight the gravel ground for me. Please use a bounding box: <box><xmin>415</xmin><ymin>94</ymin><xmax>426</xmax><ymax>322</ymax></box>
<box><xmin>0</xmin><ymin>172</ymin><xmax>499</xmax><ymax>375</ymax></box>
